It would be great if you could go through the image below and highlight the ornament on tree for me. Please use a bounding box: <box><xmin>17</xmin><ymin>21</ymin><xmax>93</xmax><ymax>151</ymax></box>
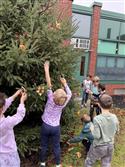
<box><xmin>48</xmin><ymin>21</ymin><xmax>61</xmax><ymax>31</ymax></box>
<box><xmin>23</xmin><ymin>32</ymin><xmax>29</xmax><ymax>38</ymax></box>
<box><xmin>76</xmin><ymin>152</ymin><xmax>81</xmax><ymax>158</ymax></box>
<box><xmin>19</xmin><ymin>43</ymin><xmax>26</xmax><ymax>51</ymax></box>
<box><xmin>36</xmin><ymin>85</ymin><xmax>45</xmax><ymax>96</ymax></box>
<box><xmin>56</xmin><ymin>21</ymin><xmax>61</xmax><ymax>30</ymax></box>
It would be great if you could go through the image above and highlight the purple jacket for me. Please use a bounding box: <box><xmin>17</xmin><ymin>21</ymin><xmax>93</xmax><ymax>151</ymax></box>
<box><xmin>42</xmin><ymin>84</ymin><xmax>72</xmax><ymax>127</ymax></box>
<box><xmin>0</xmin><ymin>97</ymin><xmax>26</xmax><ymax>153</ymax></box>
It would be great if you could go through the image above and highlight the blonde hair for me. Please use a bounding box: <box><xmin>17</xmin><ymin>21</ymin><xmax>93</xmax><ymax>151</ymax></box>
<box><xmin>93</xmin><ymin>76</ymin><xmax>100</xmax><ymax>82</ymax></box>
<box><xmin>53</xmin><ymin>89</ymin><xmax>67</xmax><ymax>106</ymax></box>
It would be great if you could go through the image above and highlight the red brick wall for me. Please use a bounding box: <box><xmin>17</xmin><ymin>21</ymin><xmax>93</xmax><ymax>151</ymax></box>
<box><xmin>57</xmin><ymin>0</ymin><xmax>72</xmax><ymax>18</ymax></box>
<box><xmin>57</xmin><ymin>0</ymin><xmax>72</xmax><ymax>45</ymax></box>
<box><xmin>106</xmin><ymin>84</ymin><xmax>125</xmax><ymax>95</ymax></box>
<box><xmin>89</xmin><ymin>3</ymin><xmax>102</xmax><ymax>76</ymax></box>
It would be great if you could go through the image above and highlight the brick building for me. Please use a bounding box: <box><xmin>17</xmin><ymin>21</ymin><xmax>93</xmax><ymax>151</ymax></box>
<box><xmin>59</xmin><ymin>1</ymin><xmax>125</xmax><ymax>98</ymax></box>
<box><xmin>71</xmin><ymin>2</ymin><xmax>125</xmax><ymax>96</ymax></box>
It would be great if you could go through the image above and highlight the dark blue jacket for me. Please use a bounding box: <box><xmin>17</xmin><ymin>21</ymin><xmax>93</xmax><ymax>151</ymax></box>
<box><xmin>69</xmin><ymin>122</ymin><xmax>94</xmax><ymax>144</ymax></box>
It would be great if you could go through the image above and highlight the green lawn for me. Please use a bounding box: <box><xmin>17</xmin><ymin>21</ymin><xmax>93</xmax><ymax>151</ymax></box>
<box><xmin>61</xmin><ymin>109</ymin><xmax>125</xmax><ymax>167</ymax></box>
<box><xmin>21</xmin><ymin>109</ymin><xmax>125</xmax><ymax>167</ymax></box>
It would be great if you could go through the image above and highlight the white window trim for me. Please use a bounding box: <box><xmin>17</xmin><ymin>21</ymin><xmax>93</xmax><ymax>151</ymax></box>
<box><xmin>71</xmin><ymin>38</ymin><xmax>90</xmax><ymax>50</ymax></box>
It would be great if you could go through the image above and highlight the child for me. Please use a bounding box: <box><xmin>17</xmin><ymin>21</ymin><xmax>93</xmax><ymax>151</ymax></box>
<box><xmin>85</xmin><ymin>94</ymin><xmax>119</xmax><ymax>167</ymax></box>
<box><xmin>40</xmin><ymin>61</ymin><xmax>72</xmax><ymax>167</ymax></box>
<box><xmin>89</xmin><ymin>76</ymin><xmax>101</xmax><ymax>121</ymax></box>
<box><xmin>90</xmin><ymin>83</ymin><xmax>106</xmax><ymax>120</ymax></box>
<box><xmin>68</xmin><ymin>114</ymin><xmax>94</xmax><ymax>154</ymax></box>
<box><xmin>81</xmin><ymin>75</ymin><xmax>92</xmax><ymax>108</ymax></box>
<box><xmin>0</xmin><ymin>89</ymin><xmax>27</xmax><ymax>167</ymax></box>
<box><xmin>98</xmin><ymin>83</ymin><xmax>106</xmax><ymax>96</ymax></box>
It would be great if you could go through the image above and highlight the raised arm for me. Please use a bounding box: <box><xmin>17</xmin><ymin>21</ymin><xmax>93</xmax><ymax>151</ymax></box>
<box><xmin>44</xmin><ymin>61</ymin><xmax>52</xmax><ymax>89</ymax></box>
<box><xmin>3</xmin><ymin>89</ymin><xmax>23</xmax><ymax>113</ymax></box>
<box><xmin>60</xmin><ymin>78</ymin><xmax>72</xmax><ymax>97</ymax></box>
<box><xmin>60</xmin><ymin>77</ymin><xmax>72</xmax><ymax>106</ymax></box>
<box><xmin>6</xmin><ymin>92</ymin><xmax>27</xmax><ymax>128</ymax></box>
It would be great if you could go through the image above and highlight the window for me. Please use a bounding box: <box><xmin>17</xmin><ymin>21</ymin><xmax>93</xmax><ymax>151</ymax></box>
<box><xmin>117</xmin><ymin>58</ymin><xmax>125</xmax><ymax>68</ymax></box>
<box><xmin>73</xmin><ymin>13</ymin><xmax>91</xmax><ymax>38</ymax></box>
<box><xmin>114</xmin><ymin>89</ymin><xmax>125</xmax><ymax>95</ymax></box>
<box><xmin>80</xmin><ymin>56</ymin><xmax>85</xmax><ymax>76</ymax></box>
<box><xmin>118</xmin><ymin>43</ymin><xmax>125</xmax><ymax>55</ymax></box>
<box><xmin>97</xmin><ymin>40</ymin><xmax>117</xmax><ymax>54</ymax></box>
<box><xmin>97</xmin><ymin>57</ymin><xmax>106</xmax><ymax>67</ymax></box>
<box><xmin>79</xmin><ymin>39</ymin><xmax>89</xmax><ymax>48</ymax></box>
<box><xmin>107</xmin><ymin>57</ymin><xmax>115</xmax><ymax>68</ymax></box>
<box><xmin>120</xmin><ymin>22</ymin><xmax>125</xmax><ymax>41</ymax></box>
<box><xmin>96</xmin><ymin>56</ymin><xmax>125</xmax><ymax>81</ymax></box>
<box><xmin>71</xmin><ymin>38</ymin><xmax>90</xmax><ymax>49</ymax></box>
<box><xmin>99</xmin><ymin>19</ymin><xmax>120</xmax><ymax>40</ymax></box>
<box><xmin>107</xmin><ymin>28</ymin><xmax>111</xmax><ymax>39</ymax></box>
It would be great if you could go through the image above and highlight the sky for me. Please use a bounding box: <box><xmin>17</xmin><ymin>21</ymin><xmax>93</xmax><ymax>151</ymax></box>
<box><xmin>73</xmin><ymin>0</ymin><xmax>125</xmax><ymax>14</ymax></box>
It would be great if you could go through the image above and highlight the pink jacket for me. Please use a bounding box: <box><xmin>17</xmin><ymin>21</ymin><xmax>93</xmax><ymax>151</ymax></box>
<box><xmin>0</xmin><ymin>97</ymin><xmax>26</xmax><ymax>153</ymax></box>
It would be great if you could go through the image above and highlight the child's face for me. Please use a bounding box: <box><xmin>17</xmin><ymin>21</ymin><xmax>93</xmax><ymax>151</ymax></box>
<box><xmin>86</xmin><ymin>76</ymin><xmax>90</xmax><ymax>81</ymax></box>
<box><xmin>82</xmin><ymin>114</ymin><xmax>91</xmax><ymax>122</ymax></box>
<box><xmin>93</xmin><ymin>80</ymin><xmax>99</xmax><ymax>86</ymax></box>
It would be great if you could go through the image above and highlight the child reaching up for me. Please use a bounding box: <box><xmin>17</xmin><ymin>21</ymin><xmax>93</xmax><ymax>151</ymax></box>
<box><xmin>0</xmin><ymin>89</ymin><xmax>27</xmax><ymax>167</ymax></box>
<box><xmin>68</xmin><ymin>114</ymin><xmax>94</xmax><ymax>154</ymax></box>
<box><xmin>40</xmin><ymin>61</ymin><xmax>72</xmax><ymax>167</ymax></box>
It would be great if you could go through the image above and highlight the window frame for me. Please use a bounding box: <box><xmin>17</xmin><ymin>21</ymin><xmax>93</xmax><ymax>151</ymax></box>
<box><xmin>96</xmin><ymin>55</ymin><xmax>125</xmax><ymax>81</ymax></box>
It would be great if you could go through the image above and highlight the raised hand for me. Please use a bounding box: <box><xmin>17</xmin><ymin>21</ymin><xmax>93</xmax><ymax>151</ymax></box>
<box><xmin>11</xmin><ymin>89</ymin><xmax>23</xmax><ymax>100</ymax></box>
<box><xmin>60</xmin><ymin>77</ymin><xmax>67</xmax><ymax>86</ymax></box>
<box><xmin>44</xmin><ymin>61</ymin><xmax>52</xmax><ymax>88</ymax></box>
<box><xmin>20</xmin><ymin>92</ymin><xmax>27</xmax><ymax>104</ymax></box>
<box><xmin>44</xmin><ymin>61</ymin><xmax>50</xmax><ymax>71</ymax></box>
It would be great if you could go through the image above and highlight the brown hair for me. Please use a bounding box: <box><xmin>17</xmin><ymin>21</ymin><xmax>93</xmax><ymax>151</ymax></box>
<box><xmin>81</xmin><ymin>114</ymin><xmax>91</xmax><ymax>123</ymax></box>
<box><xmin>98</xmin><ymin>83</ymin><xmax>106</xmax><ymax>91</ymax></box>
<box><xmin>87</xmin><ymin>74</ymin><xmax>92</xmax><ymax>79</ymax></box>
<box><xmin>0</xmin><ymin>93</ymin><xmax>5</xmax><ymax>114</ymax></box>
<box><xmin>99</xmin><ymin>94</ymin><xmax>113</xmax><ymax>109</ymax></box>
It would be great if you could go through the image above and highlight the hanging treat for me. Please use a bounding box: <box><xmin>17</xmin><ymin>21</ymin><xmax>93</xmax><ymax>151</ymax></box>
<box><xmin>23</xmin><ymin>32</ymin><xmax>29</xmax><ymax>38</ymax></box>
<box><xmin>36</xmin><ymin>85</ymin><xmax>45</xmax><ymax>96</ymax></box>
<box><xmin>19</xmin><ymin>43</ymin><xmax>26</xmax><ymax>51</ymax></box>
<box><xmin>56</xmin><ymin>21</ymin><xmax>61</xmax><ymax>30</ymax></box>
<box><xmin>76</xmin><ymin>152</ymin><xmax>81</xmax><ymax>158</ymax></box>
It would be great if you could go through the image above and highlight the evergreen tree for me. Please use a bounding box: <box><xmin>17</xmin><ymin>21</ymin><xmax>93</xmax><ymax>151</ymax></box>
<box><xmin>0</xmin><ymin>0</ymin><xmax>78</xmax><ymax>111</ymax></box>
<box><xmin>0</xmin><ymin>0</ymin><xmax>79</xmax><ymax>157</ymax></box>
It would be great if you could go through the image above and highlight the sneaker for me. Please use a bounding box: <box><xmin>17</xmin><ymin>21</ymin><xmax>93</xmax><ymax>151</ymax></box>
<box><xmin>56</xmin><ymin>165</ymin><xmax>61</xmax><ymax>167</ymax></box>
<box><xmin>84</xmin><ymin>103</ymin><xmax>87</xmax><ymax>107</ymax></box>
<box><xmin>40</xmin><ymin>162</ymin><xmax>46</xmax><ymax>167</ymax></box>
<box><xmin>81</xmin><ymin>105</ymin><xmax>84</xmax><ymax>108</ymax></box>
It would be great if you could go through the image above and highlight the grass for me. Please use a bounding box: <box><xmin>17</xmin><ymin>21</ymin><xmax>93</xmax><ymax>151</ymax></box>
<box><xmin>21</xmin><ymin>108</ymin><xmax>125</xmax><ymax>167</ymax></box>
<box><xmin>60</xmin><ymin>109</ymin><xmax>125</xmax><ymax>167</ymax></box>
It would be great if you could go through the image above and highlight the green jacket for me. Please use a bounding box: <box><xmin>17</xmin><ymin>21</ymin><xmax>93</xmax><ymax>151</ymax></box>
<box><xmin>92</xmin><ymin>113</ymin><xmax>119</xmax><ymax>146</ymax></box>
